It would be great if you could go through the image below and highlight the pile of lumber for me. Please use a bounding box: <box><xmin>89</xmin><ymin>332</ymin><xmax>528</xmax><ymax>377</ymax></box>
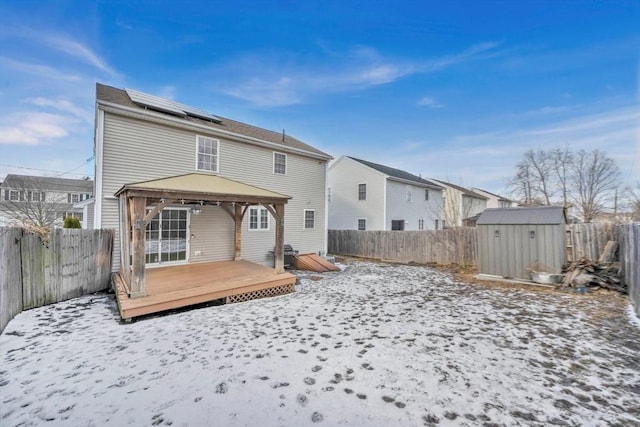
<box><xmin>562</xmin><ymin>241</ymin><xmax>625</xmax><ymax>293</ymax></box>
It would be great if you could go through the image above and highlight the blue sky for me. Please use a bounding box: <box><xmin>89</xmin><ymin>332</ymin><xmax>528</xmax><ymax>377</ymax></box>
<box><xmin>0</xmin><ymin>0</ymin><xmax>638</xmax><ymax>195</ymax></box>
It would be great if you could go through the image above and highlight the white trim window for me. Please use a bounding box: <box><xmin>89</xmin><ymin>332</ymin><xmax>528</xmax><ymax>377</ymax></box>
<box><xmin>248</xmin><ymin>207</ymin><xmax>269</xmax><ymax>230</ymax></box>
<box><xmin>418</xmin><ymin>218</ymin><xmax>424</xmax><ymax>230</ymax></box>
<box><xmin>71</xmin><ymin>193</ymin><xmax>80</xmax><ymax>203</ymax></box>
<box><xmin>9</xmin><ymin>190</ymin><xmax>20</xmax><ymax>201</ymax></box>
<box><xmin>406</xmin><ymin>186</ymin><xmax>412</xmax><ymax>202</ymax></box>
<box><xmin>273</xmin><ymin>152</ymin><xmax>287</xmax><ymax>175</ymax></box>
<box><xmin>304</xmin><ymin>209</ymin><xmax>315</xmax><ymax>229</ymax></box>
<box><xmin>357</xmin><ymin>218</ymin><xmax>366</xmax><ymax>231</ymax></box>
<box><xmin>358</xmin><ymin>183</ymin><xmax>366</xmax><ymax>201</ymax></box>
<box><xmin>31</xmin><ymin>191</ymin><xmax>44</xmax><ymax>202</ymax></box>
<box><xmin>196</xmin><ymin>136</ymin><xmax>219</xmax><ymax>172</ymax></box>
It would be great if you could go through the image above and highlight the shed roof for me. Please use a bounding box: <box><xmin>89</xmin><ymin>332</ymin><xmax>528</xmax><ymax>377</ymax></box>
<box><xmin>347</xmin><ymin>157</ymin><xmax>442</xmax><ymax>189</ymax></box>
<box><xmin>97</xmin><ymin>83</ymin><xmax>331</xmax><ymax>160</ymax></box>
<box><xmin>477</xmin><ymin>206</ymin><xmax>566</xmax><ymax>225</ymax></box>
<box><xmin>115</xmin><ymin>173</ymin><xmax>291</xmax><ymax>202</ymax></box>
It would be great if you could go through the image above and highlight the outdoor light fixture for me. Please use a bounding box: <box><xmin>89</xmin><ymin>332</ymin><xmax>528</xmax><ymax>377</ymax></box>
<box><xmin>192</xmin><ymin>207</ymin><xmax>202</xmax><ymax>215</ymax></box>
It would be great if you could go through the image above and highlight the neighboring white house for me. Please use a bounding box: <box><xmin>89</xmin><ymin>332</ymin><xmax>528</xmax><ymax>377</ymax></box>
<box><xmin>471</xmin><ymin>187</ymin><xmax>518</xmax><ymax>209</ymax></box>
<box><xmin>328</xmin><ymin>156</ymin><xmax>444</xmax><ymax>231</ymax></box>
<box><xmin>0</xmin><ymin>174</ymin><xmax>93</xmax><ymax>227</ymax></box>
<box><xmin>93</xmin><ymin>83</ymin><xmax>332</xmax><ymax>271</ymax></box>
<box><xmin>432</xmin><ymin>179</ymin><xmax>488</xmax><ymax>227</ymax></box>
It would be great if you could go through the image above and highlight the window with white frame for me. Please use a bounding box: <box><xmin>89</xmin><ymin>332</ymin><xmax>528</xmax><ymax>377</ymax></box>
<box><xmin>70</xmin><ymin>193</ymin><xmax>80</xmax><ymax>203</ymax></box>
<box><xmin>196</xmin><ymin>136</ymin><xmax>219</xmax><ymax>172</ymax></box>
<box><xmin>273</xmin><ymin>152</ymin><xmax>286</xmax><ymax>175</ymax></box>
<box><xmin>248</xmin><ymin>207</ymin><xmax>269</xmax><ymax>230</ymax></box>
<box><xmin>358</xmin><ymin>218</ymin><xmax>366</xmax><ymax>231</ymax></box>
<box><xmin>406</xmin><ymin>187</ymin><xmax>412</xmax><ymax>202</ymax></box>
<box><xmin>304</xmin><ymin>209</ymin><xmax>315</xmax><ymax>229</ymax></box>
<box><xmin>9</xmin><ymin>190</ymin><xmax>19</xmax><ymax>201</ymax></box>
<box><xmin>425</xmin><ymin>189</ymin><xmax>429</xmax><ymax>201</ymax></box>
<box><xmin>418</xmin><ymin>218</ymin><xmax>424</xmax><ymax>230</ymax></box>
<box><xmin>31</xmin><ymin>191</ymin><xmax>44</xmax><ymax>202</ymax></box>
<box><xmin>358</xmin><ymin>183</ymin><xmax>366</xmax><ymax>200</ymax></box>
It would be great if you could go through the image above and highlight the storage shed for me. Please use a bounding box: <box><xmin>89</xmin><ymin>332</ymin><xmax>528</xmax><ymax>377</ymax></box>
<box><xmin>476</xmin><ymin>206</ymin><xmax>566</xmax><ymax>281</ymax></box>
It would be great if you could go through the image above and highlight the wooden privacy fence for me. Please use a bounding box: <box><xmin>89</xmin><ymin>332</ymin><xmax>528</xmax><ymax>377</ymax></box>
<box><xmin>0</xmin><ymin>228</ymin><xmax>114</xmax><ymax>332</ymax></box>
<box><xmin>328</xmin><ymin>228</ymin><xmax>478</xmax><ymax>266</ymax></box>
<box><xmin>617</xmin><ymin>223</ymin><xmax>640</xmax><ymax>317</ymax></box>
<box><xmin>567</xmin><ymin>223</ymin><xmax>617</xmax><ymax>262</ymax></box>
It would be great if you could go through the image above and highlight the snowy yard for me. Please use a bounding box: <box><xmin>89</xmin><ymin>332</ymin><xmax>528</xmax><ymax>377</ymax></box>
<box><xmin>1</xmin><ymin>260</ymin><xmax>639</xmax><ymax>427</ymax></box>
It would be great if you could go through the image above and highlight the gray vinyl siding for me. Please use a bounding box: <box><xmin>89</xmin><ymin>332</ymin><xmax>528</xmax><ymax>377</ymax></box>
<box><xmin>99</xmin><ymin>110</ymin><xmax>327</xmax><ymax>271</ymax></box>
<box><xmin>478</xmin><ymin>223</ymin><xmax>566</xmax><ymax>280</ymax></box>
<box><xmin>327</xmin><ymin>157</ymin><xmax>386</xmax><ymax>230</ymax></box>
<box><xmin>385</xmin><ymin>180</ymin><xmax>442</xmax><ymax>230</ymax></box>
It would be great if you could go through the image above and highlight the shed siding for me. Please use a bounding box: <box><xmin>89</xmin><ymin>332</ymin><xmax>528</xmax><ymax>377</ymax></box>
<box><xmin>100</xmin><ymin>110</ymin><xmax>327</xmax><ymax>271</ymax></box>
<box><xmin>328</xmin><ymin>157</ymin><xmax>386</xmax><ymax>230</ymax></box>
<box><xmin>478</xmin><ymin>223</ymin><xmax>565</xmax><ymax>280</ymax></box>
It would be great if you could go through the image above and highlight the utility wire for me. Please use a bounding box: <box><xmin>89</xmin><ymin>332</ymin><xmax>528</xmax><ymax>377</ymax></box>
<box><xmin>0</xmin><ymin>158</ymin><xmax>95</xmax><ymax>179</ymax></box>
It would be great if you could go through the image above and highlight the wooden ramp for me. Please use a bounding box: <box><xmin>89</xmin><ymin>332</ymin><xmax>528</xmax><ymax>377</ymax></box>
<box><xmin>293</xmin><ymin>253</ymin><xmax>340</xmax><ymax>272</ymax></box>
<box><xmin>113</xmin><ymin>260</ymin><xmax>296</xmax><ymax>320</ymax></box>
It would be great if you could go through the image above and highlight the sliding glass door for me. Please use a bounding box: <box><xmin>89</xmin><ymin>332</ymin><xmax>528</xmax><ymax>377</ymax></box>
<box><xmin>145</xmin><ymin>208</ymin><xmax>189</xmax><ymax>265</ymax></box>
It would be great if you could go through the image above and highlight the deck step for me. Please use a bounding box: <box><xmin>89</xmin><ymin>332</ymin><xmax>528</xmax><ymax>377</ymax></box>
<box><xmin>293</xmin><ymin>253</ymin><xmax>340</xmax><ymax>272</ymax></box>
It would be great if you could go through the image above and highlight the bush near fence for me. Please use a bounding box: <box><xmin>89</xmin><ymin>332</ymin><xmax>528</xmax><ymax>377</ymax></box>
<box><xmin>0</xmin><ymin>228</ymin><xmax>114</xmax><ymax>333</ymax></box>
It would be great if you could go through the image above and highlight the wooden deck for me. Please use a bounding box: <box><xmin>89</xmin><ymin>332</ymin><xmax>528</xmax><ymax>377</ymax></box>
<box><xmin>113</xmin><ymin>260</ymin><xmax>296</xmax><ymax>319</ymax></box>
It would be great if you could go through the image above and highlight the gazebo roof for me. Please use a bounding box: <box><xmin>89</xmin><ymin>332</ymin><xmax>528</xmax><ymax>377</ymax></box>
<box><xmin>114</xmin><ymin>173</ymin><xmax>291</xmax><ymax>204</ymax></box>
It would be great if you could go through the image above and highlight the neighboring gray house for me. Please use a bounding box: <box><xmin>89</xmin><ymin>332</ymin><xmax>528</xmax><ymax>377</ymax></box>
<box><xmin>94</xmin><ymin>83</ymin><xmax>332</xmax><ymax>271</ymax></box>
<box><xmin>0</xmin><ymin>174</ymin><xmax>93</xmax><ymax>227</ymax></box>
<box><xmin>471</xmin><ymin>187</ymin><xmax>518</xmax><ymax>209</ymax></box>
<box><xmin>432</xmin><ymin>179</ymin><xmax>488</xmax><ymax>228</ymax></box>
<box><xmin>328</xmin><ymin>156</ymin><xmax>444</xmax><ymax>231</ymax></box>
<box><xmin>476</xmin><ymin>206</ymin><xmax>567</xmax><ymax>281</ymax></box>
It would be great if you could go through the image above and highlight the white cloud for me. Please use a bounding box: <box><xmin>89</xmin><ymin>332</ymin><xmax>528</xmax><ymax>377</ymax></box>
<box><xmin>417</xmin><ymin>96</ymin><xmax>444</xmax><ymax>108</ymax></box>
<box><xmin>0</xmin><ymin>112</ymin><xmax>78</xmax><ymax>145</ymax></box>
<box><xmin>0</xmin><ymin>57</ymin><xmax>83</xmax><ymax>81</ymax></box>
<box><xmin>22</xmin><ymin>98</ymin><xmax>93</xmax><ymax>124</ymax></box>
<box><xmin>217</xmin><ymin>42</ymin><xmax>500</xmax><ymax>107</ymax></box>
<box><xmin>44</xmin><ymin>35</ymin><xmax>117</xmax><ymax>77</ymax></box>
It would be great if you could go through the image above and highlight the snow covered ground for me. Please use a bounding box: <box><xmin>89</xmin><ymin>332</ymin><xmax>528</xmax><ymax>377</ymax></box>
<box><xmin>1</xmin><ymin>260</ymin><xmax>639</xmax><ymax>426</ymax></box>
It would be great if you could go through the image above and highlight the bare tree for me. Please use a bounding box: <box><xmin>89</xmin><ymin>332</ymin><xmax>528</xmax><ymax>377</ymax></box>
<box><xmin>507</xmin><ymin>160</ymin><xmax>535</xmax><ymax>205</ymax></box>
<box><xmin>624</xmin><ymin>182</ymin><xmax>640</xmax><ymax>221</ymax></box>
<box><xmin>1</xmin><ymin>176</ymin><xmax>69</xmax><ymax>236</ymax></box>
<box><xmin>507</xmin><ymin>153</ymin><xmax>551</xmax><ymax>206</ymax></box>
<box><xmin>569</xmin><ymin>149</ymin><xmax>621</xmax><ymax>222</ymax></box>
<box><xmin>551</xmin><ymin>146</ymin><xmax>573</xmax><ymax>208</ymax></box>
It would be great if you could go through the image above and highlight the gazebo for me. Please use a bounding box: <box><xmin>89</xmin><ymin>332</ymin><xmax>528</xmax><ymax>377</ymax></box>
<box><xmin>112</xmin><ymin>173</ymin><xmax>296</xmax><ymax>319</ymax></box>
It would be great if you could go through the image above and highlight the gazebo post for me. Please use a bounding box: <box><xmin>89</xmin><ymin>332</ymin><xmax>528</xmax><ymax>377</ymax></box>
<box><xmin>274</xmin><ymin>203</ymin><xmax>285</xmax><ymax>273</ymax></box>
<box><xmin>234</xmin><ymin>203</ymin><xmax>243</xmax><ymax>261</ymax></box>
<box><xmin>130</xmin><ymin>196</ymin><xmax>147</xmax><ymax>298</ymax></box>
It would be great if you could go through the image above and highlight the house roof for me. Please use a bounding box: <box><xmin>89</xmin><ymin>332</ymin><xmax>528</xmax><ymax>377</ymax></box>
<box><xmin>472</xmin><ymin>187</ymin><xmax>514</xmax><ymax>203</ymax></box>
<box><xmin>476</xmin><ymin>206</ymin><xmax>566</xmax><ymax>225</ymax></box>
<box><xmin>432</xmin><ymin>179</ymin><xmax>488</xmax><ymax>200</ymax></box>
<box><xmin>1</xmin><ymin>174</ymin><xmax>93</xmax><ymax>192</ymax></box>
<box><xmin>347</xmin><ymin>157</ymin><xmax>443</xmax><ymax>189</ymax></box>
<box><xmin>114</xmin><ymin>173</ymin><xmax>291</xmax><ymax>203</ymax></box>
<box><xmin>96</xmin><ymin>83</ymin><xmax>331</xmax><ymax>160</ymax></box>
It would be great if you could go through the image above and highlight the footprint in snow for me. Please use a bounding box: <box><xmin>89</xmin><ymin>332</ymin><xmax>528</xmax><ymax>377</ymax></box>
<box><xmin>215</xmin><ymin>382</ymin><xmax>228</xmax><ymax>394</ymax></box>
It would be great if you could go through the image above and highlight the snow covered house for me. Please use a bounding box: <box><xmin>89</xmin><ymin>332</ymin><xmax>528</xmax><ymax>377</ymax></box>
<box><xmin>93</xmin><ymin>83</ymin><xmax>332</xmax><ymax>318</ymax></box>
<box><xmin>328</xmin><ymin>156</ymin><xmax>444</xmax><ymax>231</ymax></box>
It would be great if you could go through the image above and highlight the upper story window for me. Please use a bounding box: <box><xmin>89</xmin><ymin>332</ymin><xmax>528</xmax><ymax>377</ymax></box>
<box><xmin>273</xmin><ymin>152</ymin><xmax>287</xmax><ymax>175</ymax></box>
<box><xmin>304</xmin><ymin>209</ymin><xmax>315</xmax><ymax>229</ymax></box>
<box><xmin>31</xmin><ymin>191</ymin><xmax>44</xmax><ymax>202</ymax></box>
<box><xmin>196</xmin><ymin>136</ymin><xmax>219</xmax><ymax>172</ymax></box>
<box><xmin>425</xmin><ymin>189</ymin><xmax>429</xmax><ymax>201</ymax></box>
<box><xmin>248</xmin><ymin>207</ymin><xmax>269</xmax><ymax>230</ymax></box>
<box><xmin>70</xmin><ymin>193</ymin><xmax>80</xmax><ymax>203</ymax></box>
<box><xmin>358</xmin><ymin>183</ymin><xmax>367</xmax><ymax>201</ymax></box>
<box><xmin>406</xmin><ymin>187</ymin><xmax>412</xmax><ymax>202</ymax></box>
<box><xmin>9</xmin><ymin>190</ymin><xmax>20</xmax><ymax>201</ymax></box>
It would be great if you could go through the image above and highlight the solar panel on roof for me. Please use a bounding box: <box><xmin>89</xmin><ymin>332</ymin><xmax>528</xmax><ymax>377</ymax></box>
<box><xmin>125</xmin><ymin>88</ymin><xmax>187</xmax><ymax>117</ymax></box>
<box><xmin>176</xmin><ymin>102</ymin><xmax>222</xmax><ymax>123</ymax></box>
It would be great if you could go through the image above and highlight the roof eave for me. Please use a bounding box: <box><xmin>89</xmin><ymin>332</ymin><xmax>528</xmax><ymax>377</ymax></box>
<box><xmin>97</xmin><ymin>100</ymin><xmax>333</xmax><ymax>162</ymax></box>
